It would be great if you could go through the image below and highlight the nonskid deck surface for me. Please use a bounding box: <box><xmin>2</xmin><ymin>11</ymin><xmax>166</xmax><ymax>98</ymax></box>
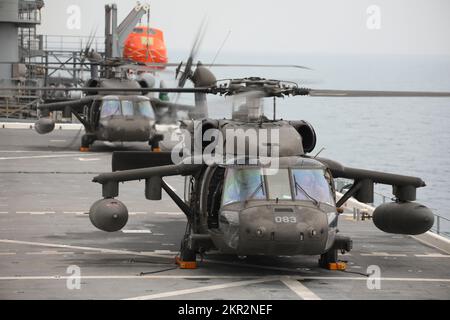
<box><xmin>0</xmin><ymin>129</ymin><xmax>449</xmax><ymax>300</ymax></box>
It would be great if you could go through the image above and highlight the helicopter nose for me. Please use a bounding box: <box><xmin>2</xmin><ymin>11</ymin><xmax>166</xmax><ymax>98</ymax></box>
<box><xmin>234</xmin><ymin>206</ymin><xmax>329</xmax><ymax>256</ymax></box>
<box><xmin>100</xmin><ymin>118</ymin><xmax>151</xmax><ymax>141</ymax></box>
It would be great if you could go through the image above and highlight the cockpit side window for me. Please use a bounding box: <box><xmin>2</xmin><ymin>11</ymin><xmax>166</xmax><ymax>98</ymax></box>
<box><xmin>206</xmin><ymin>167</ymin><xmax>225</xmax><ymax>228</ymax></box>
<box><xmin>100</xmin><ymin>100</ymin><xmax>121</xmax><ymax>118</ymax></box>
<box><xmin>324</xmin><ymin>169</ymin><xmax>336</xmax><ymax>202</ymax></box>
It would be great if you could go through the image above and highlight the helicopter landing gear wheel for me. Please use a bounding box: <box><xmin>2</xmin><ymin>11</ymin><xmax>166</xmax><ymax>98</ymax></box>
<box><xmin>180</xmin><ymin>245</ymin><xmax>197</xmax><ymax>262</ymax></box>
<box><xmin>149</xmin><ymin>134</ymin><xmax>164</xmax><ymax>152</ymax></box>
<box><xmin>80</xmin><ymin>134</ymin><xmax>95</xmax><ymax>152</ymax></box>
<box><xmin>318</xmin><ymin>249</ymin><xmax>338</xmax><ymax>269</ymax></box>
<box><xmin>150</xmin><ymin>143</ymin><xmax>161</xmax><ymax>152</ymax></box>
<box><xmin>319</xmin><ymin>235</ymin><xmax>352</xmax><ymax>270</ymax></box>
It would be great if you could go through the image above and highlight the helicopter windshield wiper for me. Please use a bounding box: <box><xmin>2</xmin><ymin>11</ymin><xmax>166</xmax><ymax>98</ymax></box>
<box><xmin>294</xmin><ymin>176</ymin><xmax>319</xmax><ymax>207</ymax></box>
<box><xmin>244</xmin><ymin>176</ymin><xmax>265</xmax><ymax>202</ymax></box>
<box><xmin>113</xmin><ymin>109</ymin><xmax>119</xmax><ymax>117</ymax></box>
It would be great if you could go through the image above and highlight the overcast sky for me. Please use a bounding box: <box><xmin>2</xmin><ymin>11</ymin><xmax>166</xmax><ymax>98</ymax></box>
<box><xmin>37</xmin><ymin>0</ymin><xmax>450</xmax><ymax>56</ymax></box>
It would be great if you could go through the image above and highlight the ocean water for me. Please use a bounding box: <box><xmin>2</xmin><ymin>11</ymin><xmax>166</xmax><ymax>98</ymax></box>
<box><xmin>168</xmin><ymin>53</ymin><xmax>450</xmax><ymax>229</ymax></box>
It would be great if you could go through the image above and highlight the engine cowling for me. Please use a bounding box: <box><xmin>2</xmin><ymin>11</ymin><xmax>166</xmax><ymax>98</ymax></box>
<box><xmin>373</xmin><ymin>201</ymin><xmax>434</xmax><ymax>235</ymax></box>
<box><xmin>289</xmin><ymin>121</ymin><xmax>317</xmax><ymax>153</ymax></box>
<box><xmin>89</xmin><ymin>198</ymin><xmax>129</xmax><ymax>232</ymax></box>
<box><xmin>34</xmin><ymin>117</ymin><xmax>55</xmax><ymax>134</ymax></box>
<box><xmin>137</xmin><ymin>73</ymin><xmax>156</xmax><ymax>89</ymax></box>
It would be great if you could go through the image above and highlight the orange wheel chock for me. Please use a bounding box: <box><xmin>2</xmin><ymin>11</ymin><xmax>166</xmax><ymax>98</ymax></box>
<box><xmin>327</xmin><ymin>261</ymin><xmax>347</xmax><ymax>271</ymax></box>
<box><xmin>175</xmin><ymin>256</ymin><xmax>197</xmax><ymax>269</ymax></box>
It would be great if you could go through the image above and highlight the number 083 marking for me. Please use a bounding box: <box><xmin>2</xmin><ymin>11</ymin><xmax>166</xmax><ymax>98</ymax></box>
<box><xmin>275</xmin><ymin>216</ymin><xmax>297</xmax><ymax>223</ymax></box>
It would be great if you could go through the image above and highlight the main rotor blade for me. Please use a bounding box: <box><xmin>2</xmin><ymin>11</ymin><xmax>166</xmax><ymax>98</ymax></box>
<box><xmin>208</xmin><ymin>63</ymin><xmax>312</xmax><ymax>70</ymax></box>
<box><xmin>5</xmin><ymin>86</ymin><xmax>449</xmax><ymax>98</ymax></box>
<box><xmin>117</xmin><ymin>64</ymin><xmax>176</xmax><ymax>75</ymax></box>
<box><xmin>0</xmin><ymin>61</ymin><xmax>311</xmax><ymax>69</ymax></box>
<box><xmin>145</xmin><ymin>62</ymin><xmax>311</xmax><ymax>70</ymax></box>
<box><xmin>0</xmin><ymin>86</ymin><xmax>212</xmax><ymax>94</ymax></box>
<box><xmin>308</xmin><ymin>89</ymin><xmax>450</xmax><ymax>97</ymax></box>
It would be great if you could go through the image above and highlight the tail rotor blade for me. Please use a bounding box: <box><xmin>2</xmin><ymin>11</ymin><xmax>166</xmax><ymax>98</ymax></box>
<box><xmin>177</xmin><ymin>17</ymin><xmax>208</xmax><ymax>89</ymax></box>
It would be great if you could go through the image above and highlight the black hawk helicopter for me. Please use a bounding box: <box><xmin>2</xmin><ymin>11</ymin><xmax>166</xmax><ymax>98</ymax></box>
<box><xmin>70</xmin><ymin>67</ymin><xmax>450</xmax><ymax>268</ymax></box>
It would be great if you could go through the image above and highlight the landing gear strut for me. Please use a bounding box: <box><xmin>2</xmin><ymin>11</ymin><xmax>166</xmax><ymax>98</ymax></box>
<box><xmin>149</xmin><ymin>134</ymin><xmax>164</xmax><ymax>152</ymax></box>
<box><xmin>319</xmin><ymin>235</ymin><xmax>352</xmax><ymax>270</ymax></box>
<box><xmin>81</xmin><ymin>134</ymin><xmax>96</xmax><ymax>151</ymax></box>
<box><xmin>319</xmin><ymin>249</ymin><xmax>338</xmax><ymax>269</ymax></box>
<box><xmin>176</xmin><ymin>235</ymin><xmax>197</xmax><ymax>269</ymax></box>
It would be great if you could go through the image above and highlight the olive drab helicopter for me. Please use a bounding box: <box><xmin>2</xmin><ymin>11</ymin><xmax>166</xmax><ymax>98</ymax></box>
<box><xmin>33</xmin><ymin>76</ymin><xmax>162</xmax><ymax>151</ymax></box>
<box><xmin>85</xmin><ymin>67</ymin><xmax>450</xmax><ymax>270</ymax></box>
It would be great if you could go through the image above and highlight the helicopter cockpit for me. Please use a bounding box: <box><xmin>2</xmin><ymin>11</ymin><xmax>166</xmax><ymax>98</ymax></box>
<box><xmin>198</xmin><ymin>158</ymin><xmax>338</xmax><ymax>255</ymax></box>
<box><xmin>200</xmin><ymin>157</ymin><xmax>338</xmax><ymax>237</ymax></box>
<box><xmin>221</xmin><ymin>167</ymin><xmax>335</xmax><ymax>206</ymax></box>
<box><xmin>96</xmin><ymin>95</ymin><xmax>156</xmax><ymax>142</ymax></box>
<box><xmin>99</xmin><ymin>96</ymin><xmax>155</xmax><ymax>119</ymax></box>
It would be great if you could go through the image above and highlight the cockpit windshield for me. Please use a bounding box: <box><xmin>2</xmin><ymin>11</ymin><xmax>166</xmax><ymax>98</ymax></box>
<box><xmin>266</xmin><ymin>169</ymin><xmax>292</xmax><ymax>200</ymax></box>
<box><xmin>137</xmin><ymin>101</ymin><xmax>154</xmax><ymax>118</ymax></box>
<box><xmin>292</xmin><ymin>169</ymin><xmax>334</xmax><ymax>205</ymax></box>
<box><xmin>222</xmin><ymin>168</ymin><xmax>265</xmax><ymax>206</ymax></box>
<box><xmin>222</xmin><ymin>167</ymin><xmax>334</xmax><ymax>205</ymax></box>
<box><xmin>100</xmin><ymin>97</ymin><xmax>155</xmax><ymax>119</ymax></box>
<box><xmin>100</xmin><ymin>99</ymin><xmax>121</xmax><ymax>118</ymax></box>
<box><xmin>121</xmin><ymin>100</ymin><xmax>134</xmax><ymax>116</ymax></box>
